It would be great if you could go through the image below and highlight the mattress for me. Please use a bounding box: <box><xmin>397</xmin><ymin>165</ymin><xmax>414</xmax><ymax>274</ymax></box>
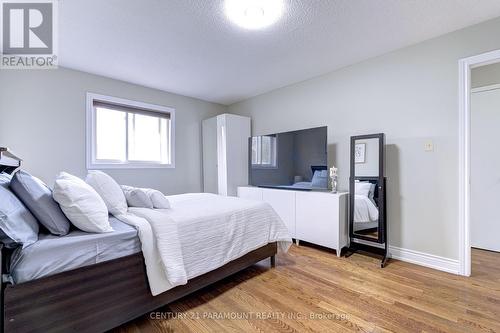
<box><xmin>10</xmin><ymin>217</ymin><xmax>141</xmax><ymax>284</ymax></box>
<box><xmin>129</xmin><ymin>193</ymin><xmax>291</xmax><ymax>282</ymax></box>
<box><xmin>9</xmin><ymin>194</ymin><xmax>291</xmax><ymax>286</ymax></box>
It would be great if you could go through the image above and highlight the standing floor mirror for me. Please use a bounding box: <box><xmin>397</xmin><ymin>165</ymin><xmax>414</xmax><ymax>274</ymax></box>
<box><xmin>347</xmin><ymin>133</ymin><xmax>388</xmax><ymax>267</ymax></box>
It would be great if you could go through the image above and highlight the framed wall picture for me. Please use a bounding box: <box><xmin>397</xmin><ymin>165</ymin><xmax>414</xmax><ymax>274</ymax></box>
<box><xmin>354</xmin><ymin>143</ymin><xmax>366</xmax><ymax>163</ymax></box>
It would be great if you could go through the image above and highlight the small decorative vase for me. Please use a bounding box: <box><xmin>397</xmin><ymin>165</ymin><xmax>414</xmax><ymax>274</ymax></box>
<box><xmin>331</xmin><ymin>175</ymin><xmax>338</xmax><ymax>194</ymax></box>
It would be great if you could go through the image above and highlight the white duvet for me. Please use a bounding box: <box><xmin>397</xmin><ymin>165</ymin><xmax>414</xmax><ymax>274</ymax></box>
<box><xmin>117</xmin><ymin>193</ymin><xmax>292</xmax><ymax>296</ymax></box>
<box><xmin>354</xmin><ymin>194</ymin><xmax>379</xmax><ymax>223</ymax></box>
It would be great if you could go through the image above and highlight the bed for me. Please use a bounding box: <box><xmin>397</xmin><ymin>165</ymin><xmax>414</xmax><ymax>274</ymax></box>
<box><xmin>1</xmin><ymin>167</ymin><xmax>291</xmax><ymax>332</ymax></box>
<box><xmin>3</xmin><ymin>243</ymin><xmax>279</xmax><ymax>333</ymax></box>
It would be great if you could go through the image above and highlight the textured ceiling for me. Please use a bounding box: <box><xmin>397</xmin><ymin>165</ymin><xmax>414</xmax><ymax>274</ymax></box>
<box><xmin>59</xmin><ymin>0</ymin><xmax>500</xmax><ymax>105</ymax></box>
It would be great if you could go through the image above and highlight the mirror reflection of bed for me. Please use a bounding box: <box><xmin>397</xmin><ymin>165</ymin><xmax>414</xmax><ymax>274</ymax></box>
<box><xmin>281</xmin><ymin>165</ymin><xmax>328</xmax><ymax>190</ymax></box>
<box><xmin>353</xmin><ymin>178</ymin><xmax>379</xmax><ymax>239</ymax></box>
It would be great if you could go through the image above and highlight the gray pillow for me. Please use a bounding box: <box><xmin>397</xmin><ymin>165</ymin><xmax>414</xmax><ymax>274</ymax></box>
<box><xmin>10</xmin><ymin>170</ymin><xmax>70</xmax><ymax>236</ymax></box>
<box><xmin>0</xmin><ymin>172</ymin><xmax>11</xmax><ymax>188</ymax></box>
<box><xmin>121</xmin><ymin>185</ymin><xmax>153</xmax><ymax>208</ymax></box>
<box><xmin>0</xmin><ymin>185</ymin><xmax>39</xmax><ymax>248</ymax></box>
<box><xmin>311</xmin><ymin>170</ymin><xmax>327</xmax><ymax>188</ymax></box>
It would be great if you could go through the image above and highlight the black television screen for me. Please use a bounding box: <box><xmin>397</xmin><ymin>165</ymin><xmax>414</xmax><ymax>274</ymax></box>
<box><xmin>249</xmin><ymin>126</ymin><xmax>328</xmax><ymax>191</ymax></box>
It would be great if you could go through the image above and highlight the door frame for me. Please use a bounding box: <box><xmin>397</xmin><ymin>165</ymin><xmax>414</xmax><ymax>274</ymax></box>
<box><xmin>471</xmin><ymin>83</ymin><xmax>500</xmax><ymax>94</ymax></box>
<box><xmin>458</xmin><ymin>49</ymin><xmax>500</xmax><ymax>276</ymax></box>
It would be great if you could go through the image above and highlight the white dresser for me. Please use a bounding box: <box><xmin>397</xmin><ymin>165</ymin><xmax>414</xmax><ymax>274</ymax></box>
<box><xmin>237</xmin><ymin>186</ymin><xmax>348</xmax><ymax>257</ymax></box>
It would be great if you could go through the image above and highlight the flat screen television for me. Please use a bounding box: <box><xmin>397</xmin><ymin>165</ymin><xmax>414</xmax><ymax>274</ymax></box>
<box><xmin>249</xmin><ymin>126</ymin><xmax>328</xmax><ymax>191</ymax></box>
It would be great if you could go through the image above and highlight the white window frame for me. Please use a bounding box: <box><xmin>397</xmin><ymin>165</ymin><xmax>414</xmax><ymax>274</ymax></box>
<box><xmin>251</xmin><ymin>135</ymin><xmax>278</xmax><ymax>169</ymax></box>
<box><xmin>86</xmin><ymin>93</ymin><xmax>176</xmax><ymax>169</ymax></box>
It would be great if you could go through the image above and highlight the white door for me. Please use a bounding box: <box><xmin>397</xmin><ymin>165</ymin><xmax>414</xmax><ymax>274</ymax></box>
<box><xmin>471</xmin><ymin>86</ymin><xmax>500</xmax><ymax>252</ymax></box>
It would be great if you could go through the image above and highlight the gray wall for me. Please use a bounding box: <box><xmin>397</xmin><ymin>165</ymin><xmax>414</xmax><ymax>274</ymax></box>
<box><xmin>472</xmin><ymin>62</ymin><xmax>500</xmax><ymax>88</ymax></box>
<box><xmin>354</xmin><ymin>138</ymin><xmax>379</xmax><ymax>177</ymax></box>
<box><xmin>0</xmin><ymin>67</ymin><xmax>226</xmax><ymax>194</ymax></box>
<box><xmin>228</xmin><ymin>17</ymin><xmax>500</xmax><ymax>260</ymax></box>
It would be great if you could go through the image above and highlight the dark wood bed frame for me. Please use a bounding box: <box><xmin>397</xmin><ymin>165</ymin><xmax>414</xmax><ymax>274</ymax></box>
<box><xmin>1</xmin><ymin>242</ymin><xmax>277</xmax><ymax>332</ymax></box>
<box><xmin>0</xmin><ymin>149</ymin><xmax>278</xmax><ymax>332</ymax></box>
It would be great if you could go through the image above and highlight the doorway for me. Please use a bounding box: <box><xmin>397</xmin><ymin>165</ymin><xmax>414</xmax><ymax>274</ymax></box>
<box><xmin>459</xmin><ymin>50</ymin><xmax>500</xmax><ymax>276</ymax></box>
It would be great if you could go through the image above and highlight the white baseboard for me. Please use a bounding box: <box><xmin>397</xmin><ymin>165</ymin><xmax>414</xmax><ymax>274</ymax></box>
<box><xmin>389</xmin><ymin>246</ymin><xmax>460</xmax><ymax>274</ymax></box>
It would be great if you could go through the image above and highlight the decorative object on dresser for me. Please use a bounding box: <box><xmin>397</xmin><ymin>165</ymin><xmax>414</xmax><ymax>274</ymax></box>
<box><xmin>202</xmin><ymin>114</ymin><xmax>251</xmax><ymax>196</ymax></box>
<box><xmin>346</xmin><ymin>133</ymin><xmax>388</xmax><ymax>268</ymax></box>
<box><xmin>329</xmin><ymin>165</ymin><xmax>338</xmax><ymax>193</ymax></box>
<box><xmin>238</xmin><ymin>186</ymin><xmax>348</xmax><ymax>256</ymax></box>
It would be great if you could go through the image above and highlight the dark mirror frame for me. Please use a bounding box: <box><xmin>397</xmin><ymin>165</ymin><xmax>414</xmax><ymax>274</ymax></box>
<box><xmin>349</xmin><ymin>133</ymin><xmax>386</xmax><ymax>244</ymax></box>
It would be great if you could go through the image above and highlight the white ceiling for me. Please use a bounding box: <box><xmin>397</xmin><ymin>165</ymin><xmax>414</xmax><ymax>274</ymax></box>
<box><xmin>60</xmin><ymin>0</ymin><xmax>500</xmax><ymax>105</ymax></box>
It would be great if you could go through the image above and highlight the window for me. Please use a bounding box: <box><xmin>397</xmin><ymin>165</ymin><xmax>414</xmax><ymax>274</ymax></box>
<box><xmin>251</xmin><ymin>135</ymin><xmax>277</xmax><ymax>168</ymax></box>
<box><xmin>86</xmin><ymin>93</ymin><xmax>175</xmax><ymax>169</ymax></box>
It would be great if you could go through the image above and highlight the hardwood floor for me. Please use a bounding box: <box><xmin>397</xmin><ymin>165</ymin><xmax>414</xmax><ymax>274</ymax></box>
<box><xmin>113</xmin><ymin>246</ymin><xmax>500</xmax><ymax>333</ymax></box>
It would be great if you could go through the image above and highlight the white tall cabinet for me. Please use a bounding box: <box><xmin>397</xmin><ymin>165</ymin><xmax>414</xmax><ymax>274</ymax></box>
<box><xmin>202</xmin><ymin>114</ymin><xmax>251</xmax><ymax>196</ymax></box>
<box><xmin>238</xmin><ymin>186</ymin><xmax>348</xmax><ymax>256</ymax></box>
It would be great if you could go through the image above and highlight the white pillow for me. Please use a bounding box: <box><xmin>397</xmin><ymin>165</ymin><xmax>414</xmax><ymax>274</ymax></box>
<box><xmin>354</xmin><ymin>182</ymin><xmax>371</xmax><ymax>197</ymax></box>
<box><xmin>53</xmin><ymin>172</ymin><xmax>113</xmax><ymax>233</ymax></box>
<box><xmin>86</xmin><ymin>171</ymin><xmax>127</xmax><ymax>216</ymax></box>
<box><xmin>145</xmin><ymin>188</ymin><xmax>171</xmax><ymax>209</ymax></box>
<box><xmin>122</xmin><ymin>185</ymin><xmax>154</xmax><ymax>208</ymax></box>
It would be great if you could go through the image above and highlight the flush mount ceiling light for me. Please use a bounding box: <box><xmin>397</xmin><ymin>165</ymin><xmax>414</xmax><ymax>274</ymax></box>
<box><xmin>225</xmin><ymin>0</ymin><xmax>284</xmax><ymax>30</ymax></box>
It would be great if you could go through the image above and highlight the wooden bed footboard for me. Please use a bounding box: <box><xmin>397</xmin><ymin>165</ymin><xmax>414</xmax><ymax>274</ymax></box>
<box><xmin>2</xmin><ymin>242</ymin><xmax>277</xmax><ymax>333</ymax></box>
